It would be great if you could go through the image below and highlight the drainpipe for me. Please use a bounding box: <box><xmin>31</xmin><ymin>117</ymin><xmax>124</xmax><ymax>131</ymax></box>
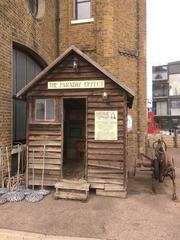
<box><xmin>55</xmin><ymin>0</ymin><xmax>60</xmax><ymax>57</ymax></box>
<box><xmin>136</xmin><ymin>0</ymin><xmax>140</xmax><ymax>158</ymax></box>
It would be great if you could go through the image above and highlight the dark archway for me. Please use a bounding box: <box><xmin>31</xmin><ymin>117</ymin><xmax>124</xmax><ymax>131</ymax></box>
<box><xmin>13</xmin><ymin>43</ymin><xmax>47</xmax><ymax>143</ymax></box>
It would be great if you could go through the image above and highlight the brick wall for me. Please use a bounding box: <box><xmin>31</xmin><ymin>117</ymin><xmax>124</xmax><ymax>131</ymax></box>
<box><xmin>0</xmin><ymin>0</ymin><xmax>57</xmax><ymax>148</ymax></box>
<box><xmin>60</xmin><ymin>0</ymin><xmax>147</xmax><ymax>171</ymax></box>
<box><xmin>0</xmin><ymin>0</ymin><xmax>57</xmax><ymax>182</ymax></box>
<box><xmin>148</xmin><ymin>134</ymin><xmax>180</xmax><ymax>149</ymax></box>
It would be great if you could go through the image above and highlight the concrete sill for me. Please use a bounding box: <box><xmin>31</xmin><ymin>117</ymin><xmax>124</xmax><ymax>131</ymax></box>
<box><xmin>71</xmin><ymin>18</ymin><xmax>94</xmax><ymax>25</ymax></box>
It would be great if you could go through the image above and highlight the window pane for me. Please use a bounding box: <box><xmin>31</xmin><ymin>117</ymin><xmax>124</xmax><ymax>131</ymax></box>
<box><xmin>29</xmin><ymin>0</ymin><xmax>38</xmax><ymax>16</ymax></box>
<box><xmin>169</xmin><ymin>74</ymin><xmax>180</xmax><ymax>96</ymax></box>
<box><xmin>171</xmin><ymin>100</ymin><xmax>180</xmax><ymax>115</ymax></box>
<box><xmin>153</xmin><ymin>84</ymin><xmax>168</xmax><ymax>97</ymax></box>
<box><xmin>46</xmin><ymin>99</ymin><xmax>55</xmax><ymax>120</ymax></box>
<box><xmin>156</xmin><ymin>102</ymin><xmax>167</xmax><ymax>116</ymax></box>
<box><xmin>152</xmin><ymin>65</ymin><xmax>168</xmax><ymax>81</ymax></box>
<box><xmin>77</xmin><ymin>2</ymin><xmax>91</xmax><ymax>19</ymax></box>
<box><xmin>36</xmin><ymin>99</ymin><xmax>45</xmax><ymax>120</ymax></box>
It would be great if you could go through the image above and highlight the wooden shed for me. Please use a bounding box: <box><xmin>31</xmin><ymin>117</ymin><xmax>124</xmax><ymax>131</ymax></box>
<box><xmin>17</xmin><ymin>46</ymin><xmax>134</xmax><ymax>199</ymax></box>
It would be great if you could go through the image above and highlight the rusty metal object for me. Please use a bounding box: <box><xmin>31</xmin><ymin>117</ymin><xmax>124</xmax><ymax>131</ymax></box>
<box><xmin>152</xmin><ymin>139</ymin><xmax>177</xmax><ymax>200</ymax></box>
<box><xmin>133</xmin><ymin>152</ymin><xmax>153</xmax><ymax>176</ymax></box>
<box><xmin>134</xmin><ymin>139</ymin><xmax>177</xmax><ymax>200</ymax></box>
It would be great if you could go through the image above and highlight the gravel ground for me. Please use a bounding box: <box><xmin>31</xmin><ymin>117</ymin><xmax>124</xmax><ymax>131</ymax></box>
<box><xmin>0</xmin><ymin>148</ymin><xmax>179</xmax><ymax>240</ymax></box>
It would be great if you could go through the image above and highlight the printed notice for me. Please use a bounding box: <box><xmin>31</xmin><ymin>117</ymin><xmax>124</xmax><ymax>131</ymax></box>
<box><xmin>95</xmin><ymin>111</ymin><xmax>118</xmax><ymax>140</ymax></box>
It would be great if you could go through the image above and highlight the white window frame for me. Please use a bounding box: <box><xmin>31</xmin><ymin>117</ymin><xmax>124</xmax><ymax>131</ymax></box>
<box><xmin>71</xmin><ymin>0</ymin><xmax>94</xmax><ymax>24</ymax></box>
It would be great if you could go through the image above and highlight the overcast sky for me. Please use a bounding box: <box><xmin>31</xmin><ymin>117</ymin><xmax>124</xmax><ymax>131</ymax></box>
<box><xmin>147</xmin><ymin>0</ymin><xmax>180</xmax><ymax>99</ymax></box>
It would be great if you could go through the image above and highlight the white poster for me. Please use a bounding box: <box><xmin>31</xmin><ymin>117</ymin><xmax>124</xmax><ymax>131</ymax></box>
<box><xmin>95</xmin><ymin>111</ymin><xmax>118</xmax><ymax>140</ymax></box>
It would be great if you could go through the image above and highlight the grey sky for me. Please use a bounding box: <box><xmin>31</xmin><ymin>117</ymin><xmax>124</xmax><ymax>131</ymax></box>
<box><xmin>147</xmin><ymin>0</ymin><xmax>180</xmax><ymax>99</ymax></box>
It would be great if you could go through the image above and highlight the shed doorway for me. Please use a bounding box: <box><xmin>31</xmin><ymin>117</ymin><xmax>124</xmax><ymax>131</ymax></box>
<box><xmin>63</xmin><ymin>98</ymin><xmax>86</xmax><ymax>180</ymax></box>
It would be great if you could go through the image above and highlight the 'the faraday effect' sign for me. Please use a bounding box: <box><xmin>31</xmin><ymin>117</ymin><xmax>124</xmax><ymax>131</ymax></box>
<box><xmin>48</xmin><ymin>80</ymin><xmax>105</xmax><ymax>89</ymax></box>
<box><xmin>95</xmin><ymin>111</ymin><xmax>118</xmax><ymax>141</ymax></box>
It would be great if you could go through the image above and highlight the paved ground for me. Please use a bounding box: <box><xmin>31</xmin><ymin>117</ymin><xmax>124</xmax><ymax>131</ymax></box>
<box><xmin>0</xmin><ymin>148</ymin><xmax>180</xmax><ymax>240</ymax></box>
<box><xmin>0</xmin><ymin>228</ymin><xmax>102</xmax><ymax>240</ymax></box>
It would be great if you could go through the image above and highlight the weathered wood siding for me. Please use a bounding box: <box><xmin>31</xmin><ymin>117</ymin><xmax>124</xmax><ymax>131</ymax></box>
<box><xmin>27</xmin><ymin>96</ymin><xmax>62</xmax><ymax>186</ymax></box>
<box><xmin>27</xmin><ymin>53</ymin><xmax>127</xmax><ymax>188</ymax></box>
<box><xmin>28</xmin><ymin>123</ymin><xmax>62</xmax><ymax>186</ymax></box>
<box><xmin>87</xmin><ymin>80</ymin><xmax>127</xmax><ymax>190</ymax></box>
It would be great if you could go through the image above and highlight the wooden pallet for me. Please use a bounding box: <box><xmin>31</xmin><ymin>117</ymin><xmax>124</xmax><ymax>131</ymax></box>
<box><xmin>54</xmin><ymin>179</ymin><xmax>90</xmax><ymax>201</ymax></box>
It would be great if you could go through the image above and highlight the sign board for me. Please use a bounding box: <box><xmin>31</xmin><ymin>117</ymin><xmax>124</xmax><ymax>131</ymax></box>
<box><xmin>48</xmin><ymin>80</ymin><xmax>105</xmax><ymax>89</ymax></box>
<box><xmin>95</xmin><ymin>111</ymin><xmax>118</xmax><ymax>140</ymax></box>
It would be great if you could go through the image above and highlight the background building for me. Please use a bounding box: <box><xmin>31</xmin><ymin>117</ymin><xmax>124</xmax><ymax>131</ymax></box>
<box><xmin>0</xmin><ymin>0</ymin><xmax>146</xmax><ymax>174</ymax></box>
<box><xmin>152</xmin><ymin>61</ymin><xmax>180</xmax><ymax>131</ymax></box>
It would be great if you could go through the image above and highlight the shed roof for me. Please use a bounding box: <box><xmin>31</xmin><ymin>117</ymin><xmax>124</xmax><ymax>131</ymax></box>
<box><xmin>17</xmin><ymin>45</ymin><xmax>134</xmax><ymax>108</ymax></box>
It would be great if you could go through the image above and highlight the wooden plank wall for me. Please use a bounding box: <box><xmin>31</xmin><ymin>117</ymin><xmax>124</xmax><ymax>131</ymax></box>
<box><xmin>28</xmin><ymin>123</ymin><xmax>62</xmax><ymax>186</ymax></box>
<box><xmin>87</xmin><ymin>81</ymin><xmax>126</xmax><ymax>192</ymax></box>
<box><xmin>27</xmin><ymin>53</ymin><xmax>127</xmax><ymax>189</ymax></box>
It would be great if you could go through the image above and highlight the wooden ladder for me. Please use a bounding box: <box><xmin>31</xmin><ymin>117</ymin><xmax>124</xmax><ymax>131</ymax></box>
<box><xmin>54</xmin><ymin>179</ymin><xmax>90</xmax><ymax>201</ymax></box>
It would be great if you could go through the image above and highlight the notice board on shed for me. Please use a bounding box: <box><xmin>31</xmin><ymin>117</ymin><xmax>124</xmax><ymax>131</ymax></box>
<box><xmin>95</xmin><ymin>111</ymin><xmax>118</xmax><ymax>141</ymax></box>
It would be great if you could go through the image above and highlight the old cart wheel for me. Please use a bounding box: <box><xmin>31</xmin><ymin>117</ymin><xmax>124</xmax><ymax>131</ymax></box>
<box><xmin>153</xmin><ymin>158</ymin><xmax>160</xmax><ymax>180</ymax></box>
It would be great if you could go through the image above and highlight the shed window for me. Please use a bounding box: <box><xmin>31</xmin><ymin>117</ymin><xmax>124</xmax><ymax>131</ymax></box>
<box><xmin>35</xmin><ymin>99</ymin><xmax>55</xmax><ymax>121</ymax></box>
<box><xmin>75</xmin><ymin>0</ymin><xmax>91</xmax><ymax>20</ymax></box>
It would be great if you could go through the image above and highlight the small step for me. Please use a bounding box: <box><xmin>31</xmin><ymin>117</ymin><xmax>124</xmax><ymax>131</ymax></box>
<box><xmin>96</xmin><ymin>184</ymin><xmax>127</xmax><ymax>198</ymax></box>
<box><xmin>54</xmin><ymin>179</ymin><xmax>90</xmax><ymax>201</ymax></box>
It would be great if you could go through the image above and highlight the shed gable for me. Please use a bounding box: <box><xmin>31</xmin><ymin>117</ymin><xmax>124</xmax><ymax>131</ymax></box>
<box><xmin>17</xmin><ymin>46</ymin><xmax>134</xmax><ymax>108</ymax></box>
<box><xmin>28</xmin><ymin>52</ymin><xmax>122</xmax><ymax>97</ymax></box>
